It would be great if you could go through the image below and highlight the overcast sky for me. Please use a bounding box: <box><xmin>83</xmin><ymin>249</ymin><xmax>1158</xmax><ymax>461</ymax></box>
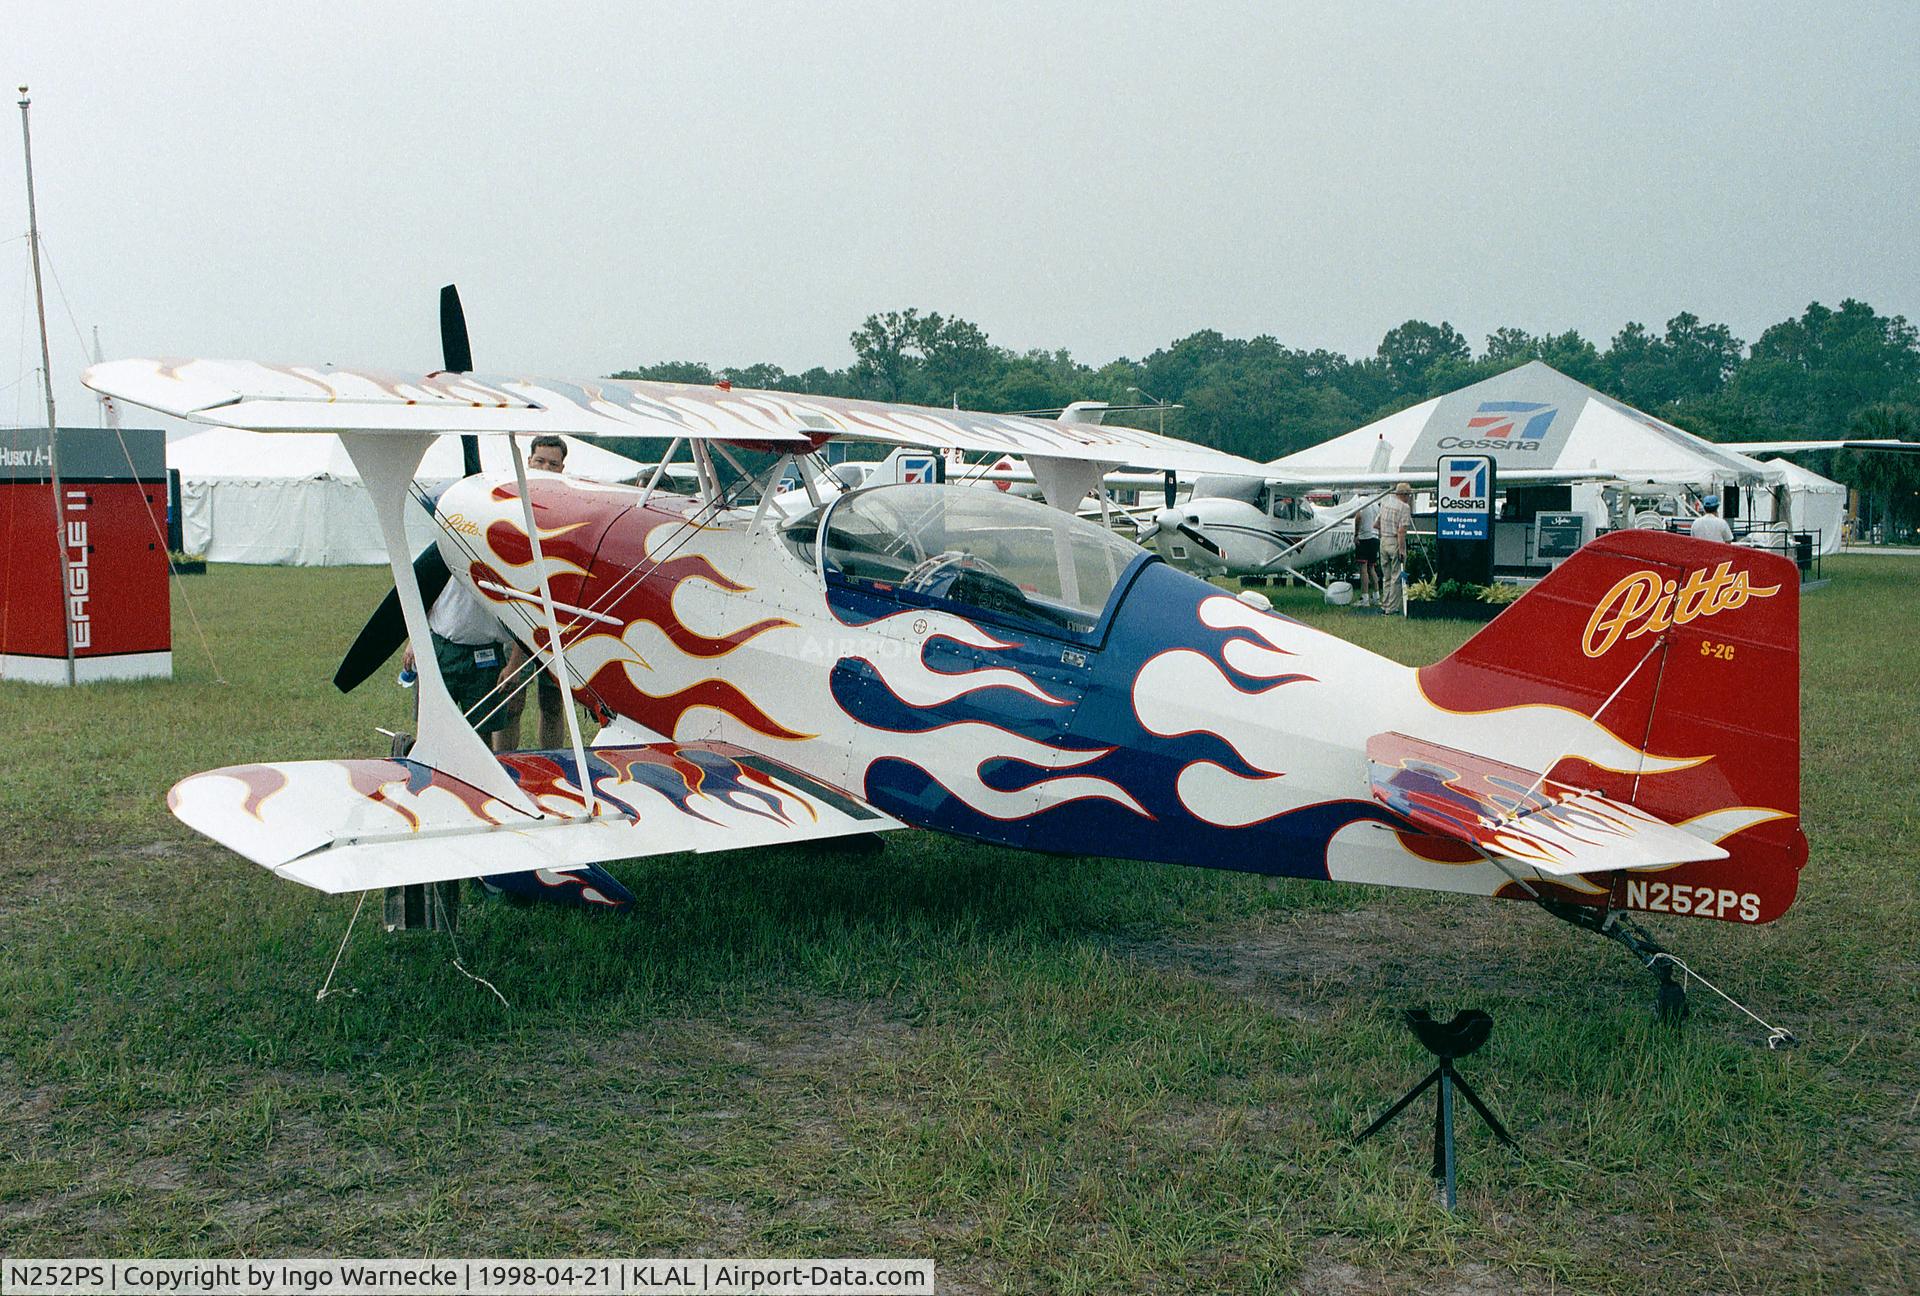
<box><xmin>7</xmin><ymin>1</ymin><xmax>1918</xmax><ymax>428</ymax></box>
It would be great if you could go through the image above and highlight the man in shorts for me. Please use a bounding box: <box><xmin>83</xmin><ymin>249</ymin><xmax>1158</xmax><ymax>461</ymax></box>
<box><xmin>406</xmin><ymin>577</ymin><xmax>522</xmax><ymax>752</ymax></box>
<box><xmin>1353</xmin><ymin>495</ymin><xmax>1382</xmax><ymax>607</ymax></box>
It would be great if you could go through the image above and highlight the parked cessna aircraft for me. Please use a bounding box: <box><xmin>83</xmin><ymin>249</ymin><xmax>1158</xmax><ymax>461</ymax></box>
<box><xmin>1136</xmin><ymin>475</ymin><xmax>1363</xmax><ymax>579</ymax></box>
<box><xmin>86</xmin><ymin>325</ymin><xmax>1810</xmax><ymax>1017</ymax></box>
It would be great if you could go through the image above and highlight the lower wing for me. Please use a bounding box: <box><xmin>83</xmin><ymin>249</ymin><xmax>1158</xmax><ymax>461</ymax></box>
<box><xmin>169</xmin><ymin>740</ymin><xmax>901</xmax><ymax>894</ymax></box>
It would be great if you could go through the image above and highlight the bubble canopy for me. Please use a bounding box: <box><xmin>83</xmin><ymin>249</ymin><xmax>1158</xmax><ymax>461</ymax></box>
<box><xmin>791</xmin><ymin>484</ymin><xmax>1151</xmax><ymax>638</ymax></box>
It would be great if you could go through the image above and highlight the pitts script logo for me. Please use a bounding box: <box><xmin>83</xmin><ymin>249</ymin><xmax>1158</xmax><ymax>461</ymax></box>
<box><xmin>1438</xmin><ymin>401</ymin><xmax>1555</xmax><ymax>452</ymax></box>
<box><xmin>1582</xmin><ymin>561</ymin><xmax>1780</xmax><ymax>658</ymax></box>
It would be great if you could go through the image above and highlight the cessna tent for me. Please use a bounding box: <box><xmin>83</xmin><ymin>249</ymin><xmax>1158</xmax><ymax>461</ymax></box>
<box><xmin>1275</xmin><ymin>360</ymin><xmax>1772</xmax><ymax>490</ymax></box>
<box><xmin>167</xmin><ymin>430</ymin><xmax>647</xmax><ymax>565</ymax></box>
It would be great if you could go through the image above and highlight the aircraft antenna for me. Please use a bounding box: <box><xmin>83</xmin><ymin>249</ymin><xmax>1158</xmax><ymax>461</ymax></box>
<box><xmin>18</xmin><ymin>86</ymin><xmax>76</xmax><ymax>686</ymax></box>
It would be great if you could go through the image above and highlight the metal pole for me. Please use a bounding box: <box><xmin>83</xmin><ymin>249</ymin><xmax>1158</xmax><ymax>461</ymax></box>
<box><xmin>19</xmin><ymin>86</ymin><xmax>77</xmax><ymax>686</ymax></box>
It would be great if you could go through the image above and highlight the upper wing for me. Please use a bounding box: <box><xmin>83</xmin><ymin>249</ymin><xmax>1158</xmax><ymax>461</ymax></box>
<box><xmin>169</xmin><ymin>738</ymin><xmax>902</xmax><ymax>893</ymax></box>
<box><xmin>1720</xmin><ymin>438</ymin><xmax>1920</xmax><ymax>455</ymax></box>
<box><xmin>83</xmin><ymin>359</ymin><xmax>1265</xmax><ymax>475</ymax></box>
<box><xmin>1261</xmin><ymin>466</ymin><xmax>1631</xmax><ymax>490</ymax></box>
<box><xmin>1366</xmin><ymin>731</ymin><xmax>1726</xmax><ymax>878</ymax></box>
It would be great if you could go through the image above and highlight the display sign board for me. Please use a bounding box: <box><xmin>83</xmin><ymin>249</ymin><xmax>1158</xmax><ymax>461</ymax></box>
<box><xmin>0</xmin><ymin>427</ymin><xmax>170</xmax><ymax>684</ymax></box>
<box><xmin>0</xmin><ymin>425</ymin><xmax>163</xmax><ymax>480</ymax></box>
<box><xmin>1434</xmin><ymin>453</ymin><xmax>1496</xmax><ymax>586</ymax></box>
<box><xmin>1436</xmin><ymin>454</ymin><xmax>1494</xmax><ymax>541</ymax></box>
<box><xmin>1534</xmin><ymin>511</ymin><xmax>1587</xmax><ymax>560</ymax></box>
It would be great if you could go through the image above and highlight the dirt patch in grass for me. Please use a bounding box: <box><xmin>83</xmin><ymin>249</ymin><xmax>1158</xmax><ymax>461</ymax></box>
<box><xmin>1104</xmin><ymin>900</ymin><xmax>1555</xmax><ymax>1021</ymax></box>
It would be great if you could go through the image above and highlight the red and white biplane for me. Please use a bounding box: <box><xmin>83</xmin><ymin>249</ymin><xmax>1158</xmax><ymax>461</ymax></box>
<box><xmin>85</xmin><ymin>316</ymin><xmax>1807</xmax><ymax>1019</ymax></box>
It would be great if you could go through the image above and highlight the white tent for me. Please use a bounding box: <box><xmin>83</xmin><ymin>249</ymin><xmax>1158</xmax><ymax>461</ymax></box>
<box><xmin>1758</xmin><ymin>457</ymin><xmax>1848</xmax><ymax>555</ymax></box>
<box><xmin>168</xmin><ymin>431</ymin><xmax>647</xmax><ymax>565</ymax></box>
<box><xmin>1275</xmin><ymin>361</ymin><xmax>1773</xmax><ymax>488</ymax></box>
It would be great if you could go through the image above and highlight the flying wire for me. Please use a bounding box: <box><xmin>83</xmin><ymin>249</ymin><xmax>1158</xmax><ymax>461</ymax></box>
<box><xmin>396</xmin><ymin>437</ymin><xmax>826</xmax><ymax>754</ymax></box>
<box><xmin>314</xmin><ymin>892</ymin><xmax>367</xmax><ymax>1001</ymax></box>
<box><xmin>404</xmin><ymin>478</ymin><xmax>616</xmax><ymax>736</ymax></box>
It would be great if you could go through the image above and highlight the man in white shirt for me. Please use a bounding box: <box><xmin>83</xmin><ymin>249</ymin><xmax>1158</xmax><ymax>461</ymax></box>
<box><xmin>1353</xmin><ymin>497</ymin><xmax>1382</xmax><ymax>607</ymax></box>
<box><xmin>1690</xmin><ymin>494</ymin><xmax>1734</xmax><ymax>544</ymax></box>
<box><xmin>1378</xmin><ymin>483</ymin><xmax>1414</xmax><ymax>613</ymax></box>
<box><xmin>408</xmin><ymin>577</ymin><xmax>523</xmax><ymax>752</ymax></box>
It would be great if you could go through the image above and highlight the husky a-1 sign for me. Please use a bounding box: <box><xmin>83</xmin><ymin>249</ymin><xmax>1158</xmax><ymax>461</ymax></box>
<box><xmin>1437</xmin><ymin>454</ymin><xmax>1494</xmax><ymax>541</ymax></box>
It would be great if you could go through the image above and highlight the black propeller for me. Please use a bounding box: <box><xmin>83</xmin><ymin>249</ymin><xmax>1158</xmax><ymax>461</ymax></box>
<box><xmin>1176</xmin><ymin>521</ymin><xmax>1225</xmax><ymax>559</ymax></box>
<box><xmin>440</xmin><ymin>283</ymin><xmax>481</xmax><ymax>477</ymax></box>
<box><xmin>333</xmin><ymin>545</ymin><xmax>452</xmax><ymax>693</ymax></box>
<box><xmin>332</xmin><ymin>284</ymin><xmax>478</xmax><ymax>693</ymax></box>
<box><xmin>1163</xmin><ymin>470</ymin><xmax>1176</xmax><ymax>508</ymax></box>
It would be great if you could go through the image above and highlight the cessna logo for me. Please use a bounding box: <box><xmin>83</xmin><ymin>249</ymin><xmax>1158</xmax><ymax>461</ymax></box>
<box><xmin>1439</xmin><ymin>458</ymin><xmax>1488</xmax><ymax>511</ymax></box>
<box><xmin>1437</xmin><ymin>400</ymin><xmax>1555</xmax><ymax>452</ymax></box>
<box><xmin>1582</xmin><ymin>561</ymin><xmax>1780</xmax><ymax>658</ymax></box>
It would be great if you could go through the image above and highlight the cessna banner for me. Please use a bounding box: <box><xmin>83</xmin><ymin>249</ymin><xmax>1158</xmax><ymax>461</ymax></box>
<box><xmin>86</xmin><ymin>353</ymin><xmax>1809</xmax><ymax>1017</ymax></box>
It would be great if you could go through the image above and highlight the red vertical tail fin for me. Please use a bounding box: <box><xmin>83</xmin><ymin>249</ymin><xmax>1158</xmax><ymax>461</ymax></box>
<box><xmin>1418</xmin><ymin>531</ymin><xmax>1806</xmax><ymax>923</ymax></box>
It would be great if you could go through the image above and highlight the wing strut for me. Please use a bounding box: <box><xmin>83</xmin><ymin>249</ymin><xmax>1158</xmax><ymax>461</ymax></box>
<box><xmin>506</xmin><ymin>435</ymin><xmax>598</xmax><ymax>817</ymax></box>
<box><xmin>339</xmin><ymin>432</ymin><xmax>537</xmax><ymax>817</ymax></box>
<box><xmin>638</xmin><ymin>437</ymin><xmax>683</xmax><ymax>509</ymax></box>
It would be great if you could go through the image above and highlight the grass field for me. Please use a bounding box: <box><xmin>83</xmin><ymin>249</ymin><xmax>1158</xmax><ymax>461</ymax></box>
<box><xmin>1</xmin><ymin>558</ymin><xmax>1914</xmax><ymax>1294</ymax></box>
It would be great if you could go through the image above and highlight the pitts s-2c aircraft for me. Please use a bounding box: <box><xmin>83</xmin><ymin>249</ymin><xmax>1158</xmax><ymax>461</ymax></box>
<box><xmin>85</xmin><ymin>318</ymin><xmax>1807</xmax><ymax>1020</ymax></box>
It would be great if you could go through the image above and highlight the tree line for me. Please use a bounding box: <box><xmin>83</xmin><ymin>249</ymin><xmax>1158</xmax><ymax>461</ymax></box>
<box><xmin>611</xmin><ymin>298</ymin><xmax>1920</xmax><ymax>531</ymax></box>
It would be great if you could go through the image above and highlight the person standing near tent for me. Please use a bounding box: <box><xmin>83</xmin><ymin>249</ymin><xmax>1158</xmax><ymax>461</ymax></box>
<box><xmin>1378</xmin><ymin>483</ymin><xmax>1413</xmax><ymax>613</ymax></box>
<box><xmin>1353</xmin><ymin>495</ymin><xmax>1382</xmax><ymax>607</ymax></box>
<box><xmin>1691</xmin><ymin>494</ymin><xmax>1734</xmax><ymax>544</ymax></box>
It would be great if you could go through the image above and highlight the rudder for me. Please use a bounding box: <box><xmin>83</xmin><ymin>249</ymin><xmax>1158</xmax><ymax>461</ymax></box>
<box><xmin>1417</xmin><ymin>530</ymin><xmax>1806</xmax><ymax>923</ymax></box>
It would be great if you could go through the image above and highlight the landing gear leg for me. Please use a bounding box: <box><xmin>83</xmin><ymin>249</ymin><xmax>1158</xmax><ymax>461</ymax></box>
<box><xmin>1539</xmin><ymin>900</ymin><xmax>1687</xmax><ymax>1024</ymax></box>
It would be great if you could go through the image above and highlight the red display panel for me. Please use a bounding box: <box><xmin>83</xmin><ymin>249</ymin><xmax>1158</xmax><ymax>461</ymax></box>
<box><xmin>0</xmin><ymin>481</ymin><xmax>171</xmax><ymax>663</ymax></box>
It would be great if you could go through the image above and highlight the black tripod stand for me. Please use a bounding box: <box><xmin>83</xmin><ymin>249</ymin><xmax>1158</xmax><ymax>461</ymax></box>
<box><xmin>1355</xmin><ymin>1010</ymin><xmax>1515</xmax><ymax>1209</ymax></box>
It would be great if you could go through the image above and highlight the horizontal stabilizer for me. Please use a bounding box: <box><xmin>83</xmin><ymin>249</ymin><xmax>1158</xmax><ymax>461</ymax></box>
<box><xmin>1366</xmin><ymin>732</ymin><xmax>1726</xmax><ymax>878</ymax></box>
<box><xmin>168</xmin><ymin>740</ymin><xmax>902</xmax><ymax>894</ymax></box>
